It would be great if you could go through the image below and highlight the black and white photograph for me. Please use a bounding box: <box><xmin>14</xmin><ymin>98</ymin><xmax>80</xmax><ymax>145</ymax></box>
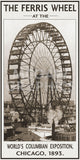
<box><xmin>1</xmin><ymin>1</ymin><xmax>79</xmax><ymax>159</ymax></box>
<box><xmin>4</xmin><ymin>21</ymin><xmax>76</xmax><ymax>142</ymax></box>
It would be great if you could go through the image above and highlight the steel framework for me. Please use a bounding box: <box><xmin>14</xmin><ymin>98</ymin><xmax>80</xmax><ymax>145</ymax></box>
<box><xmin>8</xmin><ymin>22</ymin><xmax>72</xmax><ymax>122</ymax></box>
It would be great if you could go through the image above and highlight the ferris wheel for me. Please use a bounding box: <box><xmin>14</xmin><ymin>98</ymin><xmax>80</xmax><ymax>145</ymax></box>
<box><xmin>8</xmin><ymin>22</ymin><xmax>72</xmax><ymax>122</ymax></box>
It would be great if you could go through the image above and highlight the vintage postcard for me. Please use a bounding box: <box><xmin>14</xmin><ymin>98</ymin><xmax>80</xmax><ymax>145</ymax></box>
<box><xmin>1</xmin><ymin>1</ymin><xmax>79</xmax><ymax>159</ymax></box>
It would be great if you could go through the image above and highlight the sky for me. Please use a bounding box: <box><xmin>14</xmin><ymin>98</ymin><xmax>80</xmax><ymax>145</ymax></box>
<box><xmin>3</xmin><ymin>19</ymin><xmax>76</xmax><ymax>102</ymax></box>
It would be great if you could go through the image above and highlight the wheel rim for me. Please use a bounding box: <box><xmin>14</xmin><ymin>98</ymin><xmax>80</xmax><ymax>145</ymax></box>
<box><xmin>8</xmin><ymin>22</ymin><xmax>72</xmax><ymax>121</ymax></box>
